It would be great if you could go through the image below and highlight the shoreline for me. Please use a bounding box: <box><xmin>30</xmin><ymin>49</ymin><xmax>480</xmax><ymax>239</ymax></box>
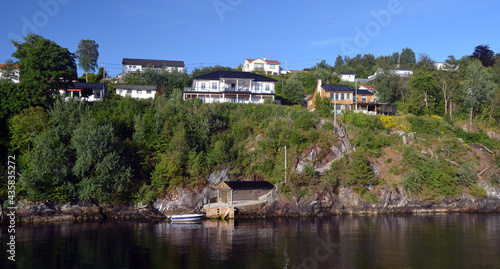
<box><xmin>2</xmin><ymin>195</ymin><xmax>500</xmax><ymax>224</ymax></box>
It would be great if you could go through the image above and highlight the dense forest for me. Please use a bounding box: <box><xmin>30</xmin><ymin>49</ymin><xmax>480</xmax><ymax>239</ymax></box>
<box><xmin>1</xmin><ymin>34</ymin><xmax>500</xmax><ymax>206</ymax></box>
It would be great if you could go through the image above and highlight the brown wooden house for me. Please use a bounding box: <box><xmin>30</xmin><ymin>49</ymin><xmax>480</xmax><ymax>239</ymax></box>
<box><xmin>215</xmin><ymin>181</ymin><xmax>274</xmax><ymax>204</ymax></box>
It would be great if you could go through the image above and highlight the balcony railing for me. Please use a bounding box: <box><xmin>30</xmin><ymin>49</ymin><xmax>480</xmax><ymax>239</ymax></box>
<box><xmin>184</xmin><ymin>87</ymin><xmax>274</xmax><ymax>94</ymax></box>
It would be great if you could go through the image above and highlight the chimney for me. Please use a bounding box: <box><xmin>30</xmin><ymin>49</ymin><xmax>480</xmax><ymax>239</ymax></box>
<box><xmin>263</xmin><ymin>57</ymin><xmax>266</xmax><ymax>61</ymax></box>
<box><xmin>317</xmin><ymin>79</ymin><xmax>322</xmax><ymax>95</ymax></box>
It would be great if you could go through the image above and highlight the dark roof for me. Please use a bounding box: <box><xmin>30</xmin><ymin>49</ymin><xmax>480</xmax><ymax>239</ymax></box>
<box><xmin>322</xmin><ymin>85</ymin><xmax>354</xmax><ymax>92</ymax></box>
<box><xmin>221</xmin><ymin>181</ymin><xmax>274</xmax><ymax>190</ymax></box>
<box><xmin>193</xmin><ymin>71</ymin><xmax>277</xmax><ymax>82</ymax></box>
<box><xmin>67</xmin><ymin>82</ymin><xmax>106</xmax><ymax>90</ymax></box>
<box><xmin>356</xmin><ymin>89</ymin><xmax>373</xmax><ymax>95</ymax></box>
<box><xmin>122</xmin><ymin>58</ymin><xmax>185</xmax><ymax>68</ymax></box>
<box><xmin>340</xmin><ymin>72</ymin><xmax>356</xmax><ymax>75</ymax></box>
<box><xmin>116</xmin><ymin>85</ymin><xmax>156</xmax><ymax>91</ymax></box>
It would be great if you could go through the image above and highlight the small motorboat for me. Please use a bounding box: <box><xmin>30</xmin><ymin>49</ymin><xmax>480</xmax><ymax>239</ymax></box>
<box><xmin>169</xmin><ymin>214</ymin><xmax>204</xmax><ymax>222</ymax></box>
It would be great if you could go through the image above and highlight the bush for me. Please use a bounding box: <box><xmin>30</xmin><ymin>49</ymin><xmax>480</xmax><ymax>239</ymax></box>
<box><xmin>402</xmin><ymin>169</ymin><xmax>423</xmax><ymax>194</ymax></box>
<box><xmin>469</xmin><ymin>184</ymin><xmax>487</xmax><ymax>198</ymax></box>
<box><xmin>295</xmin><ymin>112</ymin><xmax>315</xmax><ymax>131</ymax></box>
<box><xmin>455</xmin><ymin>162</ymin><xmax>477</xmax><ymax>186</ymax></box>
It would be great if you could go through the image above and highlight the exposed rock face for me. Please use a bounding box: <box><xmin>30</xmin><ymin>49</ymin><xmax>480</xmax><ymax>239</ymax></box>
<box><xmin>487</xmin><ymin>130</ymin><xmax>500</xmax><ymax>140</ymax></box>
<box><xmin>9</xmin><ymin>201</ymin><xmax>165</xmax><ymax>223</ymax></box>
<box><xmin>153</xmin><ymin>188</ymin><xmax>211</xmax><ymax>215</ymax></box>
<box><xmin>238</xmin><ymin>184</ymin><xmax>500</xmax><ymax>217</ymax></box>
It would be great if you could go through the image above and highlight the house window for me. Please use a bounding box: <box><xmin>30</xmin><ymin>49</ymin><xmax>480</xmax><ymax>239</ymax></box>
<box><xmin>362</xmin><ymin>95</ymin><xmax>367</xmax><ymax>101</ymax></box>
<box><xmin>270</xmin><ymin>64</ymin><xmax>275</xmax><ymax>69</ymax></box>
<box><xmin>341</xmin><ymin>93</ymin><xmax>345</xmax><ymax>100</ymax></box>
<box><xmin>335</xmin><ymin>93</ymin><xmax>339</xmax><ymax>100</ymax></box>
<box><xmin>353</xmin><ymin>95</ymin><xmax>357</xmax><ymax>101</ymax></box>
<box><xmin>127</xmin><ymin>89</ymin><xmax>132</xmax><ymax>94</ymax></box>
<box><xmin>330</xmin><ymin>93</ymin><xmax>334</xmax><ymax>99</ymax></box>
<box><xmin>255</xmin><ymin>83</ymin><xmax>260</xmax><ymax>91</ymax></box>
<box><xmin>146</xmin><ymin>90</ymin><xmax>152</xmax><ymax>94</ymax></box>
<box><xmin>347</xmin><ymin>93</ymin><xmax>351</xmax><ymax>100</ymax></box>
<box><xmin>128</xmin><ymin>65</ymin><xmax>132</xmax><ymax>68</ymax></box>
<box><xmin>212</xmin><ymin>82</ymin><xmax>218</xmax><ymax>90</ymax></box>
<box><xmin>201</xmin><ymin>82</ymin><xmax>206</xmax><ymax>90</ymax></box>
<box><xmin>255</xmin><ymin>63</ymin><xmax>264</xmax><ymax>69</ymax></box>
<box><xmin>265</xmin><ymin>84</ymin><xmax>270</xmax><ymax>91</ymax></box>
<box><xmin>133</xmin><ymin>65</ymin><xmax>136</xmax><ymax>69</ymax></box>
<box><xmin>137</xmin><ymin>90</ymin><xmax>142</xmax><ymax>94</ymax></box>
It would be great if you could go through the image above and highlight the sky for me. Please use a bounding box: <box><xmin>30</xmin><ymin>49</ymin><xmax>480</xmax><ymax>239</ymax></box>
<box><xmin>1</xmin><ymin>0</ymin><xmax>499</xmax><ymax>77</ymax></box>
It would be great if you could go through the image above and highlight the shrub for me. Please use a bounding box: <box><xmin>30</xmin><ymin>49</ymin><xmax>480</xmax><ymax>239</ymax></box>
<box><xmin>402</xmin><ymin>169</ymin><xmax>424</xmax><ymax>194</ymax></box>
<box><xmin>469</xmin><ymin>184</ymin><xmax>487</xmax><ymax>198</ymax></box>
<box><xmin>455</xmin><ymin>162</ymin><xmax>477</xmax><ymax>186</ymax></box>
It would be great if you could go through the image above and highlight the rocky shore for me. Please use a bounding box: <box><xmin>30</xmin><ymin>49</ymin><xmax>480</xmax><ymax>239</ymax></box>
<box><xmin>5</xmin><ymin>182</ymin><xmax>499</xmax><ymax>224</ymax></box>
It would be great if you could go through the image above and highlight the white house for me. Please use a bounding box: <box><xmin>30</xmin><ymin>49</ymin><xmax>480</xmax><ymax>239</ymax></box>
<box><xmin>183</xmin><ymin>71</ymin><xmax>277</xmax><ymax>104</ymax></box>
<box><xmin>59</xmin><ymin>82</ymin><xmax>107</xmax><ymax>102</ymax></box>
<box><xmin>115</xmin><ymin>85</ymin><xmax>157</xmax><ymax>99</ymax></box>
<box><xmin>242</xmin><ymin>58</ymin><xmax>283</xmax><ymax>75</ymax></box>
<box><xmin>339</xmin><ymin>72</ymin><xmax>356</xmax><ymax>82</ymax></box>
<box><xmin>368</xmin><ymin>66</ymin><xmax>414</xmax><ymax>81</ymax></box>
<box><xmin>122</xmin><ymin>58</ymin><xmax>185</xmax><ymax>75</ymax></box>
<box><xmin>0</xmin><ymin>63</ymin><xmax>20</xmax><ymax>83</ymax></box>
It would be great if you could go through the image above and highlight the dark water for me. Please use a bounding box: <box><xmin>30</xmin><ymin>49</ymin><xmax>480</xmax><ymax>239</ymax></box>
<box><xmin>2</xmin><ymin>214</ymin><xmax>500</xmax><ymax>269</ymax></box>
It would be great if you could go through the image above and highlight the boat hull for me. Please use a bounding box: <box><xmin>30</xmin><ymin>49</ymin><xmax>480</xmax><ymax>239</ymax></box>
<box><xmin>169</xmin><ymin>214</ymin><xmax>203</xmax><ymax>222</ymax></box>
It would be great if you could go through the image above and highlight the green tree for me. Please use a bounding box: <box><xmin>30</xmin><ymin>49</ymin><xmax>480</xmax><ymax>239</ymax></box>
<box><xmin>463</xmin><ymin>59</ymin><xmax>496</xmax><ymax>132</ymax></box>
<box><xmin>407</xmin><ymin>70</ymin><xmax>439</xmax><ymax>115</ymax></box>
<box><xmin>75</xmin><ymin>40</ymin><xmax>99</xmax><ymax>83</ymax></box>
<box><xmin>334</xmin><ymin>55</ymin><xmax>344</xmax><ymax>67</ymax></box>
<box><xmin>344</xmin><ymin>149</ymin><xmax>376</xmax><ymax>194</ymax></box>
<box><xmin>9</xmin><ymin>106</ymin><xmax>49</xmax><ymax>154</ymax></box>
<box><xmin>22</xmin><ymin>127</ymin><xmax>73</xmax><ymax>201</ymax></box>
<box><xmin>314</xmin><ymin>94</ymin><xmax>333</xmax><ymax>117</ymax></box>
<box><xmin>471</xmin><ymin>44</ymin><xmax>495</xmax><ymax>67</ymax></box>
<box><xmin>284</xmin><ymin>75</ymin><xmax>305</xmax><ymax>105</ymax></box>
<box><xmin>11</xmin><ymin>34</ymin><xmax>76</xmax><ymax>106</ymax></box>
<box><xmin>400</xmin><ymin>47</ymin><xmax>416</xmax><ymax>67</ymax></box>
<box><xmin>373</xmin><ymin>70</ymin><xmax>399</xmax><ymax>103</ymax></box>
<box><xmin>414</xmin><ymin>54</ymin><xmax>436</xmax><ymax>71</ymax></box>
<box><xmin>71</xmin><ymin>118</ymin><xmax>132</xmax><ymax>203</ymax></box>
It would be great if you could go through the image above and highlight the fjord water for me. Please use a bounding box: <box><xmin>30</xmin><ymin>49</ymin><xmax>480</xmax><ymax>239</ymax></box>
<box><xmin>2</xmin><ymin>214</ymin><xmax>500</xmax><ymax>268</ymax></box>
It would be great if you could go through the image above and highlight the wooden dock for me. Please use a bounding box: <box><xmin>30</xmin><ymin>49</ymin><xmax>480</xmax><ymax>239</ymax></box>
<box><xmin>205</xmin><ymin>206</ymin><xmax>235</xmax><ymax>219</ymax></box>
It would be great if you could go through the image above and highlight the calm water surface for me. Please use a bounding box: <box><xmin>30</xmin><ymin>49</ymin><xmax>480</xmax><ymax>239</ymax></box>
<box><xmin>2</xmin><ymin>214</ymin><xmax>500</xmax><ymax>268</ymax></box>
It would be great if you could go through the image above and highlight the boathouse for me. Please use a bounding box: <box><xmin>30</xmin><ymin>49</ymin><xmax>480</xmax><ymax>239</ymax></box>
<box><xmin>215</xmin><ymin>181</ymin><xmax>274</xmax><ymax>204</ymax></box>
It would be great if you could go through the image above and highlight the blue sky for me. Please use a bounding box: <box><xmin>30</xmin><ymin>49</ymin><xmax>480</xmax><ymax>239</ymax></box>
<box><xmin>1</xmin><ymin>0</ymin><xmax>498</xmax><ymax>76</ymax></box>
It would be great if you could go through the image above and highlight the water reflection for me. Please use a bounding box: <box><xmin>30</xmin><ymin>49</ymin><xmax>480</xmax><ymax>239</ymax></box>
<box><xmin>1</xmin><ymin>214</ymin><xmax>500</xmax><ymax>268</ymax></box>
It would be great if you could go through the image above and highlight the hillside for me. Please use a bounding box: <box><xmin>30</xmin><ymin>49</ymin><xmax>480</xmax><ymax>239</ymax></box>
<box><xmin>3</xmin><ymin>94</ymin><xmax>500</xmax><ymax>219</ymax></box>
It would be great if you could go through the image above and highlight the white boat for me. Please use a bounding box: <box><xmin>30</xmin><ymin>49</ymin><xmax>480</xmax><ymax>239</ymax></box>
<box><xmin>169</xmin><ymin>214</ymin><xmax>204</xmax><ymax>222</ymax></box>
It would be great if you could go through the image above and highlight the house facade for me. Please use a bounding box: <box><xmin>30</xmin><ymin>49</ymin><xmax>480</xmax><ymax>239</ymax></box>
<box><xmin>59</xmin><ymin>82</ymin><xmax>107</xmax><ymax>102</ymax></box>
<box><xmin>122</xmin><ymin>58</ymin><xmax>185</xmax><ymax>75</ymax></box>
<box><xmin>307</xmin><ymin>80</ymin><xmax>375</xmax><ymax>113</ymax></box>
<box><xmin>183</xmin><ymin>71</ymin><xmax>277</xmax><ymax>104</ymax></box>
<box><xmin>339</xmin><ymin>72</ymin><xmax>356</xmax><ymax>82</ymax></box>
<box><xmin>0</xmin><ymin>63</ymin><xmax>20</xmax><ymax>83</ymax></box>
<box><xmin>215</xmin><ymin>181</ymin><xmax>274</xmax><ymax>204</ymax></box>
<box><xmin>115</xmin><ymin>85</ymin><xmax>157</xmax><ymax>99</ymax></box>
<box><xmin>242</xmin><ymin>57</ymin><xmax>284</xmax><ymax>75</ymax></box>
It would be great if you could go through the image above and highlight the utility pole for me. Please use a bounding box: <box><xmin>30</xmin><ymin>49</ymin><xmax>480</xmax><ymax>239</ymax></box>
<box><xmin>284</xmin><ymin>145</ymin><xmax>287</xmax><ymax>184</ymax></box>
<box><xmin>282</xmin><ymin>76</ymin><xmax>284</xmax><ymax>93</ymax></box>
<box><xmin>355</xmin><ymin>81</ymin><xmax>358</xmax><ymax>111</ymax></box>
<box><xmin>102</xmin><ymin>62</ymin><xmax>106</xmax><ymax>81</ymax></box>
<box><xmin>334</xmin><ymin>95</ymin><xmax>337</xmax><ymax>133</ymax></box>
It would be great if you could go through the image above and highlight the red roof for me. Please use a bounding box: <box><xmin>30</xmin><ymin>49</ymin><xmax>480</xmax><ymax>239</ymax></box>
<box><xmin>0</xmin><ymin>63</ymin><xmax>19</xmax><ymax>68</ymax></box>
<box><xmin>246</xmin><ymin>58</ymin><xmax>281</xmax><ymax>65</ymax></box>
<box><xmin>361</xmin><ymin>85</ymin><xmax>375</xmax><ymax>89</ymax></box>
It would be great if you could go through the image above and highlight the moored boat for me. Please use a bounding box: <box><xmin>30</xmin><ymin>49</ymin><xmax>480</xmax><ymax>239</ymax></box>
<box><xmin>169</xmin><ymin>214</ymin><xmax>204</xmax><ymax>222</ymax></box>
